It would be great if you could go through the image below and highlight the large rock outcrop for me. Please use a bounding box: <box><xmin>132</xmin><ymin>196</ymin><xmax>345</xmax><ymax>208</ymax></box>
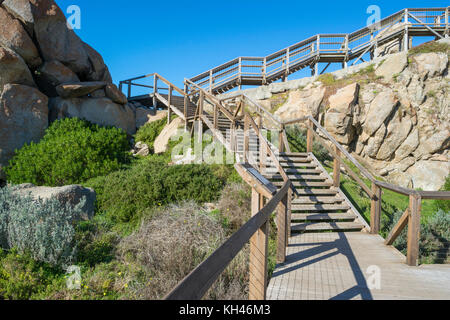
<box><xmin>0</xmin><ymin>84</ymin><xmax>48</xmax><ymax>177</ymax></box>
<box><xmin>13</xmin><ymin>183</ymin><xmax>96</xmax><ymax>221</ymax></box>
<box><xmin>232</xmin><ymin>40</ymin><xmax>449</xmax><ymax>190</ymax></box>
<box><xmin>0</xmin><ymin>0</ymin><xmax>137</xmax><ymax>183</ymax></box>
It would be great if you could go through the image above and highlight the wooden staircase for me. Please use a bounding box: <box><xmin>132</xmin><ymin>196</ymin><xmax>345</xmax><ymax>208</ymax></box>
<box><xmin>263</xmin><ymin>152</ymin><xmax>365</xmax><ymax>234</ymax></box>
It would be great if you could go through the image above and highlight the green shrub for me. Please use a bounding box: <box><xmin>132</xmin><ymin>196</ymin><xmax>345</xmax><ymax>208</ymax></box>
<box><xmin>434</xmin><ymin>176</ymin><xmax>450</xmax><ymax>212</ymax></box>
<box><xmin>383</xmin><ymin>209</ymin><xmax>450</xmax><ymax>264</ymax></box>
<box><xmin>85</xmin><ymin>157</ymin><xmax>225</xmax><ymax>224</ymax></box>
<box><xmin>134</xmin><ymin>118</ymin><xmax>167</xmax><ymax>153</ymax></box>
<box><xmin>0</xmin><ymin>249</ymin><xmax>64</xmax><ymax>300</ymax></box>
<box><xmin>0</xmin><ymin>185</ymin><xmax>80</xmax><ymax>267</ymax></box>
<box><xmin>285</xmin><ymin>125</ymin><xmax>332</xmax><ymax>163</ymax></box>
<box><xmin>6</xmin><ymin>118</ymin><xmax>131</xmax><ymax>186</ymax></box>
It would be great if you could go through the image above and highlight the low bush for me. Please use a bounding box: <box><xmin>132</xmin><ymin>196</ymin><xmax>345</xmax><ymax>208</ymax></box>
<box><xmin>6</xmin><ymin>118</ymin><xmax>131</xmax><ymax>187</ymax></box>
<box><xmin>434</xmin><ymin>176</ymin><xmax>450</xmax><ymax>212</ymax></box>
<box><xmin>285</xmin><ymin>125</ymin><xmax>332</xmax><ymax>163</ymax></box>
<box><xmin>0</xmin><ymin>249</ymin><xmax>64</xmax><ymax>300</ymax></box>
<box><xmin>217</xmin><ymin>183</ymin><xmax>251</xmax><ymax>234</ymax></box>
<box><xmin>0</xmin><ymin>185</ymin><xmax>80</xmax><ymax>267</ymax></box>
<box><xmin>134</xmin><ymin>118</ymin><xmax>168</xmax><ymax>153</ymax></box>
<box><xmin>85</xmin><ymin>157</ymin><xmax>226</xmax><ymax>224</ymax></box>
<box><xmin>383</xmin><ymin>209</ymin><xmax>450</xmax><ymax>264</ymax></box>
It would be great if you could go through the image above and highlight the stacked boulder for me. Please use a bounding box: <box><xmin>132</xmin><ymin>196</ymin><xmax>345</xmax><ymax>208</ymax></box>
<box><xmin>0</xmin><ymin>0</ymin><xmax>135</xmax><ymax>182</ymax></box>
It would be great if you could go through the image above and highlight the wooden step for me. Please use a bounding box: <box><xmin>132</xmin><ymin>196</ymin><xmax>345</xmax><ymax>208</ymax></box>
<box><xmin>267</xmin><ymin>174</ymin><xmax>327</xmax><ymax>181</ymax></box>
<box><xmin>291</xmin><ymin>196</ymin><xmax>344</xmax><ymax>204</ymax></box>
<box><xmin>291</xmin><ymin>204</ymin><xmax>350</xmax><ymax>212</ymax></box>
<box><xmin>264</xmin><ymin>168</ymin><xmax>322</xmax><ymax>175</ymax></box>
<box><xmin>294</xmin><ymin>188</ymin><xmax>339</xmax><ymax>196</ymax></box>
<box><xmin>272</xmin><ymin>181</ymin><xmax>333</xmax><ymax>188</ymax></box>
<box><xmin>291</xmin><ymin>212</ymin><xmax>357</xmax><ymax>222</ymax></box>
<box><xmin>291</xmin><ymin>222</ymin><xmax>364</xmax><ymax>232</ymax></box>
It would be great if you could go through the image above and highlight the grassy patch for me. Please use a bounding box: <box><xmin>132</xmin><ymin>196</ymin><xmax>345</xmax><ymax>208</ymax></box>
<box><xmin>134</xmin><ymin>118</ymin><xmax>168</xmax><ymax>153</ymax></box>
<box><xmin>408</xmin><ymin>41</ymin><xmax>450</xmax><ymax>57</ymax></box>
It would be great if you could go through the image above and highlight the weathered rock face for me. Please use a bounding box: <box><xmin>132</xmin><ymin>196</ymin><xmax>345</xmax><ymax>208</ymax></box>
<box><xmin>0</xmin><ymin>0</ymin><xmax>134</xmax><ymax>181</ymax></box>
<box><xmin>31</xmin><ymin>0</ymin><xmax>91</xmax><ymax>76</ymax></box>
<box><xmin>0</xmin><ymin>6</ymin><xmax>42</xmax><ymax>68</ymax></box>
<box><xmin>50</xmin><ymin>97</ymin><xmax>136</xmax><ymax>135</ymax></box>
<box><xmin>275</xmin><ymin>84</ymin><xmax>325</xmax><ymax>121</ymax></box>
<box><xmin>13</xmin><ymin>183</ymin><xmax>96</xmax><ymax>221</ymax></box>
<box><xmin>0</xmin><ymin>46</ymin><xmax>35</xmax><ymax>90</ymax></box>
<box><xmin>35</xmin><ymin>60</ymin><xmax>80</xmax><ymax>96</ymax></box>
<box><xmin>56</xmin><ymin>81</ymin><xmax>107</xmax><ymax>99</ymax></box>
<box><xmin>154</xmin><ymin>118</ymin><xmax>184</xmax><ymax>154</ymax></box>
<box><xmin>244</xmin><ymin>40</ymin><xmax>450</xmax><ymax>190</ymax></box>
<box><xmin>0</xmin><ymin>84</ymin><xmax>48</xmax><ymax>174</ymax></box>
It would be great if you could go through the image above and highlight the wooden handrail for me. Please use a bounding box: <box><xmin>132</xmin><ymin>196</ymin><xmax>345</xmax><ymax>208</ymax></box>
<box><xmin>164</xmin><ymin>180</ymin><xmax>291</xmax><ymax>300</ymax></box>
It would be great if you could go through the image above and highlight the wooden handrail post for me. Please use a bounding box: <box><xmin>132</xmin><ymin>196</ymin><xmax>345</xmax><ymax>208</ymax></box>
<box><xmin>279</xmin><ymin>128</ymin><xmax>284</xmax><ymax>153</ymax></box>
<box><xmin>407</xmin><ymin>194</ymin><xmax>422</xmax><ymax>266</ymax></box>
<box><xmin>333</xmin><ymin>145</ymin><xmax>341</xmax><ymax>187</ymax></box>
<box><xmin>307</xmin><ymin>118</ymin><xmax>314</xmax><ymax>153</ymax></box>
<box><xmin>370</xmin><ymin>183</ymin><xmax>382</xmax><ymax>234</ymax></box>
<box><xmin>167</xmin><ymin>86</ymin><xmax>173</xmax><ymax>124</ymax></box>
<box><xmin>249</xmin><ymin>189</ymin><xmax>269</xmax><ymax>300</ymax></box>
<box><xmin>286</xmin><ymin>188</ymin><xmax>292</xmax><ymax>244</ymax></box>
<box><xmin>127</xmin><ymin>81</ymin><xmax>131</xmax><ymax>99</ymax></box>
<box><xmin>244</xmin><ymin>114</ymin><xmax>250</xmax><ymax>162</ymax></box>
<box><xmin>276</xmin><ymin>192</ymin><xmax>288</xmax><ymax>264</ymax></box>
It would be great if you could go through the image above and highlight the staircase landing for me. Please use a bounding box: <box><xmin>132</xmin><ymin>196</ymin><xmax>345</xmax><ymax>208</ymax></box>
<box><xmin>267</xmin><ymin>232</ymin><xmax>450</xmax><ymax>300</ymax></box>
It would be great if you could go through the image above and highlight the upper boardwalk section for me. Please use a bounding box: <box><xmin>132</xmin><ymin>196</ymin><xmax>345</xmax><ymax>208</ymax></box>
<box><xmin>187</xmin><ymin>7</ymin><xmax>449</xmax><ymax>94</ymax></box>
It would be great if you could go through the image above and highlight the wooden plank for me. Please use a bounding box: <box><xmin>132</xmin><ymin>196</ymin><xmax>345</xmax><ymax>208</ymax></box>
<box><xmin>294</xmin><ymin>188</ymin><xmax>339</xmax><ymax>195</ymax></box>
<box><xmin>291</xmin><ymin>204</ymin><xmax>350</xmax><ymax>211</ymax></box>
<box><xmin>306</xmin><ymin>119</ymin><xmax>313</xmax><ymax>153</ymax></box>
<box><xmin>164</xmin><ymin>181</ymin><xmax>290</xmax><ymax>300</ymax></box>
<box><xmin>407</xmin><ymin>194</ymin><xmax>422</xmax><ymax>266</ymax></box>
<box><xmin>234</xmin><ymin>163</ymin><xmax>277</xmax><ymax>199</ymax></box>
<box><xmin>276</xmin><ymin>193</ymin><xmax>288</xmax><ymax>264</ymax></box>
<box><xmin>291</xmin><ymin>221</ymin><xmax>364</xmax><ymax>232</ymax></box>
<box><xmin>273</xmin><ymin>181</ymin><xmax>333</xmax><ymax>188</ymax></box>
<box><xmin>333</xmin><ymin>146</ymin><xmax>341</xmax><ymax>187</ymax></box>
<box><xmin>249</xmin><ymin>189</ymin><xmax>269</xmax><ymax>300</ymax></box>
<box><xmin>267</xmin><ymin>174</ymin><xmax>327</xmax><ymax>181</ymax></box>
<box><xmin>291</xmin><ymin>212</ymin><xmax>356</xmax><ymax>221</ymax></box>
<box><xmin>385</xmin><ymin>208</ymin><xmax>409</xmax><ymax>246</ymax></box>
<box><xmin>370</xmin><ymin>183</ymin><xmax>382</xmax><ymax>235</ymax></box>
<box><xmin>291</xmin><ymin>196</ymin><xmax>343</xmax><ymax>204</ymax></box>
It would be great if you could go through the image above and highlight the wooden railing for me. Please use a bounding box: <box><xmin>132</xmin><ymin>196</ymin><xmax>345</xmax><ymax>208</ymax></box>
<box><xmin>165</xmin><ymin>86</ymin><xmax>293</xmax><ymax>299</ymax></box>
<box><xmin>283</xmin><ymin>116</ymin><xmax>450</xmax><ymax>267</ymax></box>
<box><xmin>186</xmin><ymin>7</ymin><xmax>448</xmax><ymax>93</ymax></box>
<box><xmin>119</xmin><ymin>73</ymin><xmax>190</xmax><ymax>122</ymax></box>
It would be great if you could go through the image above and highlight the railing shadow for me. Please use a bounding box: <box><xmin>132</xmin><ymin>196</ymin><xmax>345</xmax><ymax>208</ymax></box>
<box><xmin>271</xmin><ymin>231</ymin><xmax>373</xmax><ymax>300</ymax></box>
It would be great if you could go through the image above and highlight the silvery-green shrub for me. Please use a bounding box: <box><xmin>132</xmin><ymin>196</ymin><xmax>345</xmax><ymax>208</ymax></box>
<box><xmin>0</xmin><ymin>185</ymin><xmax>83</xmax><ymax>267</ymax></box>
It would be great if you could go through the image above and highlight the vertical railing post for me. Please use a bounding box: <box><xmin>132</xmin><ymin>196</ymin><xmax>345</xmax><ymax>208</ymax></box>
<box><xmin>333</xmin><ymin>145</ymin><xmax>341</xmax><ymax>188</ymax></box>
<box><xmin>263</xmin><ymin>57</ymin><xmax>267</xmax><ymax>84</ymax></box>
<box><xmin>285</xmin><ymin>48</ymin><xmax>290</xmax><ymax>81</ymax></box>
<box><xmin>152</xmin><ymin>76</ymin><xmax>158</xmax><ymax>108</ymax></box>
<box><xmin>403</xmin><ymin>9</ymin><xmax>409</xmax><ymax>52</ymax></box>
<box><xmin>127</xmin><ymin>81</ymin><xmax>131</xmax><ymax>99</ymax></box>
<box><xmin>249</xmin><ymin>189</ymin><xmax>268</xmax><ymax>300</ymax></box>
<box><xmin>244</xmin><ymin>114</ymin><xmax>249</xmax><ymax>162</ymax></box>
<box><xmin>407</xmin><ymin>193</ymin><xmax>422</xmax><ymax>266</ymax></box>
<box><xmin>209</xmin><ymin>70</ymin><xmax>213</xmax><ymax>94</ymax></box>
<box><xmin>259</xmin><ymin>117</ymin><xmax>265</xmax><ymax>173</ymax></box>
<box><xmin>183</xmin><ymin>83</ymin><xmax>188</xmax><ymax>129</ymax></box>
<box><xmin>276</xmin><ymin>191</ymin><xmax>288</xmax><ymax>264</ymax></box>
<box><xmin>118</xmin><ymin>81</ymin><xmax>123</xmax><ymax>93</ymax></box>
<box><xmin>370</xmin><ymin>183</ymin><xmax>382</xmax><ymax>234</ymax></box>
<box><xmin>167</xmin><ymin>86</ymin><xmax>173</xmax><ymax>124</ymax></box>
<box><xmin>307</xmin><ymin>118</ymin><xmax>313</xmax><ymax>153</ymax></box>
<box><xmin>344</xmin><ymin>35</ymin><xmax>349</xmax><ymax>68</ymax></box>
<box><xmin>445</xmin><ymin>7</ymin><xmax>449</xmax><ymax>38</ymax></box>
<box><xmin>279</xmin><ymin>128</ymin><xmax>285</xmax><ymax>154</ymax></box>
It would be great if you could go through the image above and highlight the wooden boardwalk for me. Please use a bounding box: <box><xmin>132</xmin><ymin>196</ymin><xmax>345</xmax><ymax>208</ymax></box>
<box><xmin>267</xmin><ymin>232</ymin><xmax>450</xmax><ymax>300</ymax></box>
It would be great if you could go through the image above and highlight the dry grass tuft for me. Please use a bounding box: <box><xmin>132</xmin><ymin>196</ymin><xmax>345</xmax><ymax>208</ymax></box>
<box><xmin>117</xmin><ymin>201</ymin><xmax>248</xmax><ymax>300</ymax></box>
<box><xmin>217</xmin><ymin>183</ymin><xmax>251</xmax><ymax>234</ymax></box>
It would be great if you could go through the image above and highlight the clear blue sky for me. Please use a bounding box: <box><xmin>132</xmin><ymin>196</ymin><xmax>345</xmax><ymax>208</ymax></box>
<box><xmin>55</xmin><ymin>1</ymin><xmax>448</xmax><ymax>88</ymax></box>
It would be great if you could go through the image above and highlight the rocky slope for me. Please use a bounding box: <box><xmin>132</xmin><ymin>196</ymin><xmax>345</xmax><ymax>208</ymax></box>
<box><xmin>227</xmin><ymin>40</ymin><xmax>449</xmax><ymax>191</ymax></box>
<box><xmin>0</xmin><ymin>0</ymin><xmax>150</xmax><ymax>183</ymax></box>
